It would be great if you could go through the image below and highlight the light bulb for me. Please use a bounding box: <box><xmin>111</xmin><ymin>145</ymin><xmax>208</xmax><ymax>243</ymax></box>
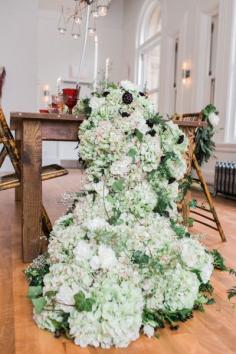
<box><xmin>71</xmin><ymin>18</ymin><xmax>80</xmax><ymax>40</ymax></box>
<box><xmin>72</xmin><ymin>33</ymin><xmax>80</xmax><ymax>39</ymax></box>
<box><xmin>88</xmin><ymin>27</ymin><xmax>96</xmax><ymax>37</ymax></box>
<box><xmin>98</xmin><ymin>6</ymin><xmax>108</xmax><ymax>16</ymax></box>
<box><xmin>75</xmin><ymin>16</ymin><xmax>81</xmax><ymax>24</ymax></box>
<box><xmin>58</xmin><ymin>27</ymin><xmax>66</xmax><ymax>34</ymax></box>
<box><xmin>57</xmin><ymin>6</ymin><xmax>67</xmax><ymax>35</ymax></box>
<box><xmin>92</xmin><ymin>10</ymin><xmax>99</xmax><ymax>18</ymax></box>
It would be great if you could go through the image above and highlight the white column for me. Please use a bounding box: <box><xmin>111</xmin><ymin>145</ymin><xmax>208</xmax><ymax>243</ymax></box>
<box><xmin>215</xmin><ymin>0</ymin><xmax>236</xmax><ymax>143</ymax></box>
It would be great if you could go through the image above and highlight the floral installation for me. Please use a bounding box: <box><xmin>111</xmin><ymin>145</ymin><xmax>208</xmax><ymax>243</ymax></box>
<box><xmin>25</xmin><ymin>81</ymin><xmax>219</xmax><ymax>348</ymax></box>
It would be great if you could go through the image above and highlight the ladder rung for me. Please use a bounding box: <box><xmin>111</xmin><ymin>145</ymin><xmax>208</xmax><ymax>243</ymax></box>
<box><xmin>196</xmin><ymin>205</ymin><xmax>212</xmax><ymax>213</ymax></box>
<box><xmin>192</xmin><ymin>178</ymin><xmax>201</xmax><ymax>184</ymax></box>
<box><xmin>190</xmin><ymin>210</ymin><xmax>215</xmax><ymax>222</ymax></box>
<box><xmin>193</xmin><ymin>218</ymin><xmax>218</xmax><ymax>231</ymax></box>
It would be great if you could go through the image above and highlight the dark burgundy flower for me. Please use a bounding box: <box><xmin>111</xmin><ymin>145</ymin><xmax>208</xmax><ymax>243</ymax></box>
<box><xmin>177</xmin><ymin>135</ymin><xmax>185</xmax><ymax>144</ymax></box>
<box><xmin>146</xmin><ymin>119</ymin><xmax>154</xmax><ymax>128</ymax></box>
<box><xmin>102</xmin><ymin>91</ymin><xmax>110</xmax><ymax>97</ymax></box>
<box><xmin>121</xmin><ymin>112</ymin><xmax>130</xmax><ymax>117</ymax></box>
<box><xmin>160</xmin><ymin>155</ymin><xmax>166</xmax><ymax>164</ymax></box>
<box><xmin>147</xmin><ymin>129</ymin><xmax>156</xmax><ymax>137</ymax></box>
<box><xmin>122</xmin><ymin>91</ymin><xmax>133</xmax><ymax>104</ymax></box>
<box><xmin>168</xmin><ymin>177</ymin><xmax>176</xmax><ymax>184</ymax></box>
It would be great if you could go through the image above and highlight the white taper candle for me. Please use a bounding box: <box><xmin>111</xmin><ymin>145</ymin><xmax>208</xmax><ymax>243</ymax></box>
<box><xmin>105</xmin><ymin>57</ymin><xmax>110</xmax><ymax>82</ymax></box>
<box><xmin>93</xmin><ymin>35</ymin><xmax>99</xmax><ymax>90</ymax></box>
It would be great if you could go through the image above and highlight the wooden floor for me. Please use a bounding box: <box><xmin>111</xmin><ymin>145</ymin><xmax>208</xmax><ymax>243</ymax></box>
<box><xmin>1</xmin><ymin>170</ymin><xmax>236</xmax><ymax>354</ymax></box>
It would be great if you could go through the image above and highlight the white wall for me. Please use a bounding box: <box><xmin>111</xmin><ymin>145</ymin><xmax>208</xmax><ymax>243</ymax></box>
<box><xmin>0</xmin><ymin>0</ymin><xmax>38</xmax><ymax>171</ymax></box>
<box><xmin>122</xmin><ymin>0</ymin><xmax>236</xmax><ymax>184</ymax></box>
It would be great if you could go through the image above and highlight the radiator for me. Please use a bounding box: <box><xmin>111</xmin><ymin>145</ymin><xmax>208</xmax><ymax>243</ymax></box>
<box><xmin>214</xmin><ymin>161</ymin><xmax>236</xmax><ymax>197</ymax></box>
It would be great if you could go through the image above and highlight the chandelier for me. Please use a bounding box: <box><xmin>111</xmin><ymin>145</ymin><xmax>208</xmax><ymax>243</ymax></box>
<box><xmin>57</xmin><ymin>0</ymin><xmax>112</xmax><ymax>39</ymax></box>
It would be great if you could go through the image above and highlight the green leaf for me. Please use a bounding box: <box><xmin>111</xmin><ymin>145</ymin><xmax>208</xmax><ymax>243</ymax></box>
<box><xmin>188</xmin><ymin>199</ymin><xmax>197</xmax><ymax>208</ymax></box>
<box><xmin>32</xmin><ymin>297</ymin><xmax>46</xmax><ymax>314</ymax></box>
<box><xmin>128</xmin><ymin>148</ymin><xmax>137</xmax><ymax>163</ymax></box>
<box><xmin>206</xmin><ymin>298</ymin><xmax>215</xmax><ymax>305</ymax></box>
<box><xmin>188</xmin><ymin>217</ymin><xmax>194</xmax><ymax>227</ymax></box>
<box><xmin>61</xmin><ymin>217</ymin><xmax>74</xmax><ymax>227</ymax></box>
<box><xmin>44</xmin><ymin>290</ymin><xmax>57</xmax><ymax>298</ymax></box>
<box><xmin>74</xmin><ymin>291</ymin><xmax>95</xmax><ymax>312</ymax></box>
<box><xmin>199</xmin><ymin>281</ymin><xmax>214</xmax><ymax>295</ymax></box>
<box><xmin>210</xmin><ymin>249</ymin><xmax>227</xmax><ymax>271</ymax></box>
<box><xmin>111</xmin><ymin>180</ymin><xmax>124</xmax><ymax>192</ymax></box>
<box><xmin>170</xmin><ymin>220</ymin><xmax>190</xmax><ymax>239</ymax></box>
<box><xmin>132</xmin><ymin>251</ymin><xmax>149</xmax><ymax>267</ymax></box>
<box><xmin>108</xmin><ymin>208</ymin><xmax>122</xmax><ymax>225</ymax></box>
<box><xmin>227</xmin><ymin>286</ymin><xmax>236</xmax><ymax>300</ymax></box>
<box><xmin>134</xmin><ymin>129</ymin><xmax>143</xmax><ymax>142</ymax></box>
<box><xmin>28</xmin><ymin>285</ymin><xmax>43</xmax><ymax>299</ymax></box>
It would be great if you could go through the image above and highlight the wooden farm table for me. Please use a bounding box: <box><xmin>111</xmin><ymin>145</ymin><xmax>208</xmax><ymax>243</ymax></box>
<box><xmin>10</xmin><ymin>112</ymin><xmax>85</xmax><ymax>262</ymax></box>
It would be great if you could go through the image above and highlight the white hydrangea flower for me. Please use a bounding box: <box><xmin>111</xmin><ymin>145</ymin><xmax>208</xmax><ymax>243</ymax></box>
<box><xmin>89</xmin><ymin>96</ymin><xmax>106</xmax><ymax>110</ymax></box>
<box><xmin>110</xmin><ymin>156</ymin><xmax>132</xmax><ymax>176</ymax></box>
<box><xmin>56</xmin><ymin>284</ymin><xmax>80</xmax><ymax>312</ymax></box>
<box><xmin>34</xmin><ymin>310</ymin><xmax>64</xmax><ymax>333</ymax></box>
<box><xmin>127</xmin><ymin>112</ymin><xmax>149</xmax><ymax>134</ymax></box>
<box><xmin>140</xmin><ymin>135</ymin><xmax>162</xmax><ymax>172</ymax></box>
<box><xmin>143</xmin><ymin>324</ymin><xmax>154</xmax><ymax>338</ymax></box>
<box><xmin>98</xmin><ymin>244</ymin><xmax>117</xmax><ymax>269</ymax></box>
<box><xmin>208</xmin><ymin>112</ymin><xmax>219</xmax><ymax>127</ymax></box>
<box><xmin>164</xmin><ymin>264</ymin><xmax>200</xmax><ymax>311</ymax></box>
<box><xmin>74</xmin><ymin>240</ymin><xmax>92</xmax><ymax>262</ymax></box>
<box><xmin>90</xmin><ymin>256</ymin><xmax>101</xmax><ymax>270</ymax></box>
<box><xmin>69</xmin><ymin>280</ymin><xmax>143</xmax><ymax>348</ymax></box>
<box><xmin>180</xmin><ymin>238</ymin><xmax>214</xmax><ymax>283</ymax></box>
<box><xmin>83</xmin><ymin>217</ymin><xmax>109</xmax><ymax>233</ymax></box>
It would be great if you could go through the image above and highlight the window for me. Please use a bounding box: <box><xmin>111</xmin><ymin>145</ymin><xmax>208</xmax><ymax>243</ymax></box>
<box><xmin>137</xmin><ymin>1</ymin><xmax>162</xmax><ymax>109</ymax></box>
<box><xmin>173</xmin><ymin>38</ymin><xmax>179</xmax><ymax>113</ymax></box>
<box><xmin>208</xmin><ymin>14</ymin><xmax>219</xmax><ymax>104</ymax></box>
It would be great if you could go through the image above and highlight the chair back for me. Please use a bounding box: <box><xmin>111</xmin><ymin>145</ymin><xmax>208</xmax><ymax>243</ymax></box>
<box><xmin>173</xmin><ymin>112</ymin><xmax>204</xmax><ymax>123</ymax></box>
<box><xmin>0</xmin><ymin>107</ymin><xmax>20</xmax><ymax>176</ymax></box>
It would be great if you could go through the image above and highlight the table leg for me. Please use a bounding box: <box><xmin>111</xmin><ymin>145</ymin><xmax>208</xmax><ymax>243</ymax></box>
<box><xmin>15</xmin><ymin>128</ymin><xmax>22</xmax><ymax>201</ymax></box>
<box><xmin>21</xmin><ymin>120</ymin><xmax>42</xmax><ymax>262</ymax></box>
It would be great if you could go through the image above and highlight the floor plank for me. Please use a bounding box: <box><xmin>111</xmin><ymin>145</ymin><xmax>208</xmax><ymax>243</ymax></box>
<box><xmin>0</xmin><ymin>170</ymin><xmax>236</xmax><ymax>354</ymax></box>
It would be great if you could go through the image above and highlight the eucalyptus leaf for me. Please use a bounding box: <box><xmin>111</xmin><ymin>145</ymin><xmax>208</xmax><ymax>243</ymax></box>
<box><xmin>112</xmin><ymin>180</ymin><xmax>124</xmax><ymax>192</ymax></box>
<box><xmin>74</xmin><ymin>291</ymin><xmax>95</xmax><ymax>312</ymax></box>
<box><xmin>28</xmin><ymin>285</ymin><xmax>43</xmax><ymax>299</ymax></box>
<box><xmin>32</xmin><ymin>297</ymin><xmax>46</xmax><ymax>314</ymax></box>
<box><xmin>134</xmin><ymin>128</ymin><xmax>143</xmax><ymax>142</ymax></box>
<box><xmin>128</xmin><ymin>148</ymin><xmax>137</xmax><ymax>163</ymax></box>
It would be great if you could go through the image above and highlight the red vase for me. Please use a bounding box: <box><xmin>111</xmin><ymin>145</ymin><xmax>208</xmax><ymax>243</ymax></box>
<box><xmin>63</xmin><ymin>88</ymin><xmax>80</xmax><ymax>114</ymax></box>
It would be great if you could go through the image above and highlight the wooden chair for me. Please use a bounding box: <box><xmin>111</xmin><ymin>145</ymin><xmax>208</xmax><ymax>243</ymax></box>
<box><xmin>0</xmin><ymin>107</ymin><xmax>68</xmax><ymax>236</ymax></box>
<box><xmin>173</xmin><ymin>112</ymin><xmax>226</xmax><ymax>242</ymax></box>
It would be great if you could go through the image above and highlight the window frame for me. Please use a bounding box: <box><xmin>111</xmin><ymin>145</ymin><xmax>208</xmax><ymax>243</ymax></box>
<box><xmin>136</xmin><ymin>1</ymin><xmax>162</xmax><ymax>108</ymax></box>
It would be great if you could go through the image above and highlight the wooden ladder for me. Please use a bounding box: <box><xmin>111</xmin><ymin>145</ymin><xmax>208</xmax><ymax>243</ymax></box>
<box><xmin>173</xmin><ymin>113</ymin><xmax>226</xmax><ymax>242</ymax></box>
<box><xmin>190</xmin><ymin>154</ymin><xmax>226</xmax><ymax>242</ymax></box>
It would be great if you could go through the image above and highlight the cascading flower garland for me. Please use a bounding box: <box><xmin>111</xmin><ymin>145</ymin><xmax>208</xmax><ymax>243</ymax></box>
<box><xmin>25</xmin><ymin>81</ymin><xmax>216</xmax><ymax>348</ymax></box>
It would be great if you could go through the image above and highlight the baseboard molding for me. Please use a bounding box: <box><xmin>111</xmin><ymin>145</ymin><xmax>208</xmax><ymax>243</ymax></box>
<box><xmin>60</xmin><ymin>160</ymin><xmax>83</xmax><ymax>169</ymax></box>
<box><xmin>215</xmin><ymin>143</ymin><xmax>236</xmax><ymax>153</ymax></box>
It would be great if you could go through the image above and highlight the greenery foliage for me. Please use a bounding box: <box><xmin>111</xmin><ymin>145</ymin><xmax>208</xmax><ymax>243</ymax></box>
<box><xmin>210</xmin><ymin>249</ymin><xmax>236</xmax><ymax>300</ymax></box>
<box><xmin>195</xmin><ymin>104</ymin><xmax>218</xmax><ymax>166</ymax></box>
